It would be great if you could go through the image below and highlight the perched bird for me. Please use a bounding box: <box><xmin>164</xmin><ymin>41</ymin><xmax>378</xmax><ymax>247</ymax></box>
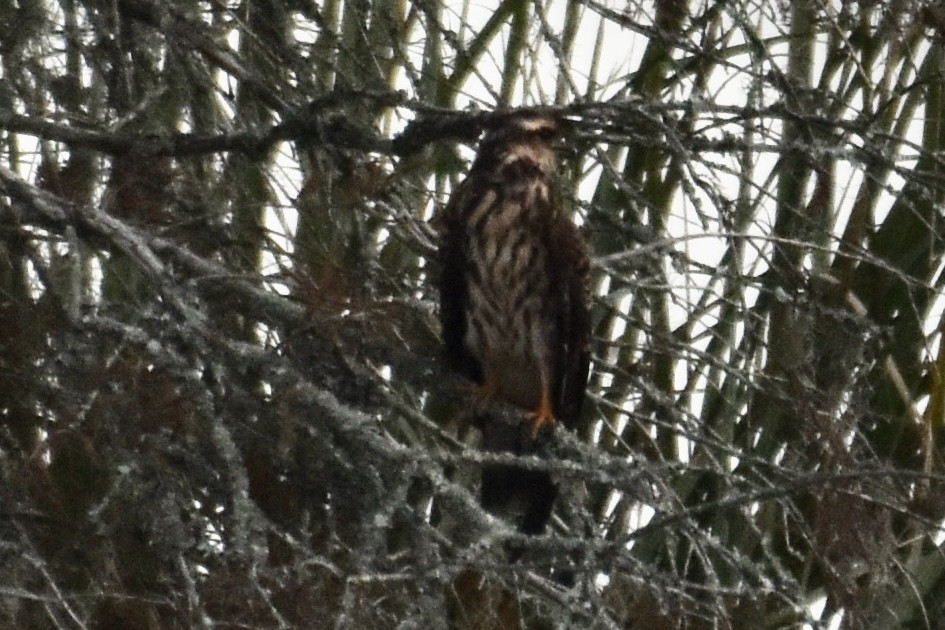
<box><xmin>435</xmin><ymin>112</ymin><xmax>590</xmax><ymax>534</ymax></box>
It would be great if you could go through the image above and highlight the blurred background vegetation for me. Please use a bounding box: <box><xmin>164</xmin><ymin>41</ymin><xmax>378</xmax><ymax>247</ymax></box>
<box><xmin>2</xmin><ymin>1</ymin><xmax>945</xmax><ymax>627</ymax></box>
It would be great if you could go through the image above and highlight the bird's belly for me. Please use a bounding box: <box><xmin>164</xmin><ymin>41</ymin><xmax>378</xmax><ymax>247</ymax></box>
<box><xmin>464</xmin><ymin>310</ymin><xmax>546</xmax><ymax>410</ymax></box>
<box><xmin>464</xmin><ymin>253</ymin><xmax>551</xmax><ymax>409</ymax></box>
<box><xmin>461</xmin><ymin>200</ymin><xmax>554</xmax><ymax>410</ymax></box>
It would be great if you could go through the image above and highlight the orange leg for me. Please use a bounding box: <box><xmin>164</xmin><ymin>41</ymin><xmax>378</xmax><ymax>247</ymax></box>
<box><xmin>526</xmin><ymin>377</ymin><xmax>556</xmax><ymax>439</ymax></box>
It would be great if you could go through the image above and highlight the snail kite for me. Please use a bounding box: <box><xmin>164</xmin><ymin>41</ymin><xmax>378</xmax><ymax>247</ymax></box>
<box><xmin>435</xmin><ymin>112</ymin><xmax>590</xmax><ymax>534</ymax></box>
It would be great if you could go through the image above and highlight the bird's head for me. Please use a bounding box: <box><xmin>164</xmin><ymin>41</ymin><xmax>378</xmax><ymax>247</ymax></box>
<box><xmin>476</xmin><ymin>112</ymin><xmax>563</xmax><ymax>174</ymax></box>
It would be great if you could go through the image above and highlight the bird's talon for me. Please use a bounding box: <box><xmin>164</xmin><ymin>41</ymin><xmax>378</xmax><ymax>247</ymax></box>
<box><xmin>526</xmin><ymin>411</ymin><xmax>556</xmax><ymax>440</ymax></box>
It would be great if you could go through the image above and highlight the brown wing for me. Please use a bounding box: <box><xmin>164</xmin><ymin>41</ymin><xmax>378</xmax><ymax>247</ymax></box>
<box><xmin>546</xmin><ymin>214</ymin><xmax>591</xmax><ymax>429</ymax></box>
<box><xmin>434</xmin><ymin>179</ymin><xmax>485</xmax><ymax>385</ymax></box>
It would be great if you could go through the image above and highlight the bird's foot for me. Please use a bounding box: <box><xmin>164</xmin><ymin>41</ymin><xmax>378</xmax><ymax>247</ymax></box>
<box><xmin>525</xmin><ymin>399</ymin><xmax>556</xmax><ymax>440</ymax></box>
